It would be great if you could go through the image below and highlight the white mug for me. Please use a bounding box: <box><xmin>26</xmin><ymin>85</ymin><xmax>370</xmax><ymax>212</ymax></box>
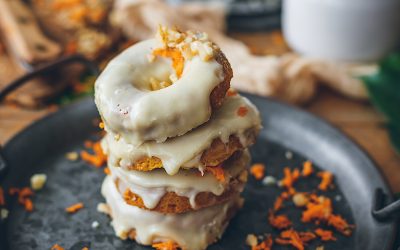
<box><xmin>282</xmin><ymin>0</ymin><xmax>400</xmax><ymax>62</ymax></box>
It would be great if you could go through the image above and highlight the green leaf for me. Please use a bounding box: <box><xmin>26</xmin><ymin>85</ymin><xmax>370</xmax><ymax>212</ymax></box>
<box><xmin>362</xmin><ymin>52</ymin><xmax>400</xmax><ymax>154</ymax></box>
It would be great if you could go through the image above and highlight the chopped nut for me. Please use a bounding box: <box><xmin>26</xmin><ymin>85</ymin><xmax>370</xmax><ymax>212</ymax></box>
<box><xmin>285</xmin><ymin>151</ymin><xmax>293</xmax><ymax>159</ymax></box>
<box><xmin>0</xmin><ymin>208</ymin><xmax>9</xmax><ymax>220</ymax></box>
<box><xmin>293</xmin><ymin>193</ymin><xmax>309</xmax><ymax>207</ymax></box>
<box><xmin>262</xmin><ymin>176</ymin><xmax>277</xmax><ymax>186</ymax></box>
<box><xmin>97</xmin><ymin>202</ymin><xmax>110</xmax><ymax>214</ymax></box>
<box><xmin>65</xmin><ymin>152</ymin><xmax>79</xmax><ymax>161</ymax></box>
<box><xmin>91</xmin><ymin>221</ymin><xmax>99</xmax><ymax>228</ymax></box>
<box><xmin>245</xmin><ymin>234</ymin><xmax>258</xmax><ymax>247</ymax></box>
<box><xmin>30</xmin><ymin>174</ymin><xmax>47</xmax><ymax>191</ymax></box>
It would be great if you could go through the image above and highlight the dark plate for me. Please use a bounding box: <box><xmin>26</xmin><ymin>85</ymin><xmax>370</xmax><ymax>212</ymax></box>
<box><xmin>0</xmin><ymin>94</ymin><xmax>396</xmax><ymax>249</ymax></box>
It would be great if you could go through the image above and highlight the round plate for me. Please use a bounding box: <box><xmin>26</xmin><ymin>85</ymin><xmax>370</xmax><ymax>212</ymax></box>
<box><xmin>0</xmin><ymin>94</ymin><xmax>395</xmax><ymax>249</ymax></box>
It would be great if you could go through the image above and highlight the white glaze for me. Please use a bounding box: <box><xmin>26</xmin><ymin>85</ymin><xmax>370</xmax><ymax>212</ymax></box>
<box><xmin>111</xmin><ymin>150</ymin><xmax>250</xmax><ymax>209</ymax></box>
<box><xmin>95</xmin><ymin>39</ymin><xmax>224</xmax><ymax>146</ymax></box>
<box><xmin>102</xmin><ymin>95</ymin><xmax>261</xmax><ymax>175</ymax></box>
<box><xmin>102</xmin><ymin>176</ymin><xmax>240</xmax><ymax>250</ymax></box>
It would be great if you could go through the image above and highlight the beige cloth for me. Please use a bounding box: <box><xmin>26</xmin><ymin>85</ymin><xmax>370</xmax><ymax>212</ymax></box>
<box><xmin>112</xmin><ymin>0</ymin><xmax>371</xmax><ymax>104</ymax></box>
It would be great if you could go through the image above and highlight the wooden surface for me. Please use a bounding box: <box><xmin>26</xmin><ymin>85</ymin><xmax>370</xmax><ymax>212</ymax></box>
<box><xmin>1</xmin><ymin>32</ymin><xmax>400</xmax><ymax>193</ymax></box>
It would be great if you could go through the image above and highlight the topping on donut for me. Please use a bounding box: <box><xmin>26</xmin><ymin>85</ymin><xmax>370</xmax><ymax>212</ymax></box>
<box><xmin>151</xmin><ymin>25</ymin><xmax>218</xmax><ymax>86</ymax></box>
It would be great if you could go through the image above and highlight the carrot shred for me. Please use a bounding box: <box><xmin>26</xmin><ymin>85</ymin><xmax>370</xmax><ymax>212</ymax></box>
<box><xmin>9</xmin><ymin>187</ymin><xmax>34</xmax><ymax>212</ymax></box>
<box><xmin>280</xmin><ymin>167</ymin><xmax>300</xmax><ymax>195</ymax></box>
<box><xmin>153</xmin><ymin>48</ymin><xmax>184</xmax><ymax>78</ymax></box>
<box><xmin>227</xmin><ymin>89</ymin><xmax>238</xmax><ymax>97</ymax></box>
<box><xmin>80</xmin><ymin>141</ymin><xmax>107</xmax><ymax>168</ymax></box>
<box><xmin>237</xmin><ymin>106</ymin><xmax>248</xmax><ymax>117</ymax></box>
<box><xmin>327</xmin><ymin>214</ymin><xmax>353</xmax><ymax>236</ymax></box>
<box><xmin>250</xmin><ymin>163</ymin><xmax>265</xmax><ymax>180</ymax></box>
<box><xmin>152</xmin><ymin>240</ymin><xmax>179</xmax><ymax>250</ymax></box>
<box><xmin>65</xmin><ymin>202</ymin><xmax>84</xmax><ymax>214</ymax></box>
<box><xmin>298</xmin><ymin>231</ymin><xmax>316</xmax><ymax>243</ymax></box>
<box><xmin>103</xmin><ymin>167</ymin><xmax>111</xmax><ymax>175</ymax></box>
<box><xmin>315</xmin><ymin>228</ymin><xmax>337</xmax><ymax>241</ymax></box>
<box><xmin>273</xmin><ymin>196</ymin><xmax>283</xmax><ymax>211</ymax></box>
<box><xmin>252</xmin><ymin>235</ymin><xmax>273</xmax><ymax>250</ymax></box>
<box><xmin>301</xmin><ymin>195</ymin><xmax>332</xmax><ymax>223</ymax></box>
<box><xmin>318</xmin><ymin>171</ymin><xmax>333</xmax><ymax>191</ymax></box>
<box><xmin>302</xmin><ymin>161</ymin><xmax>313</xmax><ymax>177</ymax></box>
<box><xmin>204</xmin><ymin>165</ymin><xmax>225</xmax><ymax>182</ymax></box>
<box><xmin>0</xmin><ymin>187</ymin><xmax>5</xmax><ymax>206</ymax></box>
<box><xmin>275</xmin><ymin>229</ymin><xmax>305</xmax><ymax>250</ymax></box>
<box><xmin>82</xmin><ymin>247</ymin><xmax>89</xmax><ymax>250</ymax></box>
<box><xmin>51</xmin><ymin>244</ymin><xmax>65</xmax><ymax>250</ymax></box>
<box><xmin>268</xmin><ymin>210</ymin><xmax>292</xmax><ymax>230</ymax></box>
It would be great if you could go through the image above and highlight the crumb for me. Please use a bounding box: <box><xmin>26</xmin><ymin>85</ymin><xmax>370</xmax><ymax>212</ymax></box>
<box><xmin>51</xmin><ymin>244</ymin><xmax>64</xmax><ymax>250</ymax></box>
<box><xmin>316</xmin><ymin>246</ymin><xmax>324</xmax><ymax>250</ymax></box>
<box><xmin>91</xmin><ymin>220</ymin><xmax>99</xmax><ymax>229</ymax></box>
<box><xmin>1</xmin><ymin>208</ymin><xmax>9</xmax><ymax>220</ymax></box>
<box><xmin>65</xmin><ymin>152</ymin><xmax>79</xmax><ymax>161</ymax></box>
<box><xmin>30</xmin><ymin>174</ymin><xmax>47</xmax><ymax>191</ymax></box>
<box><xmin>245</xmin><ymin>234</ymin><xmax>258</xmax><ymax>247</ymax></box>
<box><xmin>97</xmin><ymin>202</ymin><xmax>110</xmax><ymax>214</ymax></box>
<box><xmin>285</xmin><ymin>151</ymin><xmax>293</xmax><ymax>159</ymax></box>
<box><xmin>262</xmin><ymin>175</ymin><xmax>277</xmax><ymax>186</ymax></box>
<box><xmin>250</xmin><ymin>163</ymin><xmax>265</xmax><ymax>180</ymax></box>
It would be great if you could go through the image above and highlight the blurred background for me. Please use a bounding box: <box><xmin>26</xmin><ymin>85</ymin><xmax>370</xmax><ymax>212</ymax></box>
<box><xmin>0</xmin><ymin>0</ymin><xmax>399</xmax><ymax>194</ymax></box>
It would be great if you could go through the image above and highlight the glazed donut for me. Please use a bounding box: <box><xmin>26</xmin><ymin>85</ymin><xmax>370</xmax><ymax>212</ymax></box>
<box><xmin>101</xmin><ymin>94</ymin><xmax>262</xmax><ymax>175</ymax></box>
<box><xmin>112</xmin><ymin>151</ymin><xmax>250</xmax><ymax>214</ymax></box>
<box><xmin>101</xmin><ymin>175</ymin><xmax>242</xmax><ymax>250</ymax></box>
<box><xmin>95</xmin><ymin>28</ymin><xmax>232</xmax><ymax>146</ymax></box>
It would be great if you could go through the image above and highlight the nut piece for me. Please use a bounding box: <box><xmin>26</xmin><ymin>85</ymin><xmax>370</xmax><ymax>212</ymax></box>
<box><xmin>0</xmin><ymin>208</ymin><xmax>9</xmax><ymax>220</ymax></box>
<box><xmin>30</xmin><ymin>174</ymin><xmax>47</xmax><ymax>191</ymax></box>
<box><xmin>292</xmin><ymin>193</ymin><xmax>309</xmax><ymax>207</ymax></box>
<box><xmin>245</xmin><ymin>234</ymin><xmax>258</xmax><ymax>247</ymax></box>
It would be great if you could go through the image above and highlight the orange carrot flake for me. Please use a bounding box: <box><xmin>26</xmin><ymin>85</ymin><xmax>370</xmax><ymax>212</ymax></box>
<box><xmin>268</xmin><ymin>211</ymin><xmax>292</xmax><ymax>230</ymax></box>
<box><xmin>302</xmin><ymin>195</ymin><xmax>333</xmax><ymax>223</ymax></box>
<box><xmin>318</xmin><ymin>171</ymin><xmax>333</xmax><ymax>191</ymax></box>
<box><xmin>315</xmin><ymin>228</ymin><xmax>337</xmax><ymax>241</ymax></box>
<box><xmin>205</xmin><ymin>165</ymin><xmax>225</xmax><ymax>182</ymax></box>
<box><xmin>82</xmin><ymin>247</ymin><xmax>89</xmax><ymax>250</ymax></box>
<box><xmin>104</xmin><ymin>167</ymin><xmax>111</xmax><ymax>175</ymax></box>
<box><xmin>65</xmin><ymin>202</ymin><xmax>84</xmax><ymax>214</ymax></box>
<box><xmin>327</xmin><ymin>214</ymin><xmax>353</xmax><ymax>236</ymax></box>
<box><xmin>280</xmin><ymin>167</ymin><xmax>300</xmax><ymax>195</ymax></box>
<box><xmin>252</xmin><ymin>234</ymin><xmax>273</xmax><ymax>250</ymax></box>
<box><xmin>153</xmin><ymin>48</ymin><xmax>184</xmax><ymax>78</ymax></box>
<box><xmin>302</xmin><ymin>161</ymin><xmax>313</xmax><ymax>177</ymax></box>
<box><xmin>10</xmin><ymin>187</ymin><xmax>35</xmax><ymax>212</ymax></box>
<box><xmin>273</xmin><ymin>196</ymin><xmax>283</xmax><ymax>211</ymax></box>
<box><xmin>152</xmin><ymin>240</ymin><xmax>179</xmax><ymax>250</ymax></box>
<box><xmin>275</xmin><ymin>229</ymin><xmax>305</xmax><ymax>250</ymax></box>
<box><xmin>237</xmin><ymin>106</ymin><xmax>248</xmax><ymax>117</ymax></box>
<box><xmin>81</xmin><ymin>141</ymin><xmax>107</xmax><ymax>168</ymax></box>
<box><xmin>227</xmin><ymin>88</ymin><xmax>238</xmax><ymax>97</ymax></box>
<box><xmin>51</xmin><ymin>244</ymin><xmax>65</xmax><ymax>250</ymax></box>
<box><xmin>250</xmin><ymin>163</ymin><xmax>265</xmax><ymax>180</ymax></box>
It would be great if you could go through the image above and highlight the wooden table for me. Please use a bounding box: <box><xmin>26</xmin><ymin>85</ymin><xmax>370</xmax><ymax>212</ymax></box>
<box><xmin>1</xmin><ymin>32</ymin><xmax>400</xmax><ymax>193</ymax></box>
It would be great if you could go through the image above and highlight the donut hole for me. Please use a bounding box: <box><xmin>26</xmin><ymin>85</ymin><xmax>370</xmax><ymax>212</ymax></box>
<box><xmin>130</xmin><ymin>58</ymin><xmax>175</xmax><ymax>92</ymax></box>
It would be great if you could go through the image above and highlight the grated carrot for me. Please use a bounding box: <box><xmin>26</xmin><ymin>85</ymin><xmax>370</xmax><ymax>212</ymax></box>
<box><xmin>10</xmin><ymin>187</ymin><xmax>34</xmax><ymax>212</ymax></box>
<box><xmin>318</xmin><ymin>171</ymin><xmax>333</xmax><ymax>191</ymax></box>
<box><xmin>301</xmin><ymin>195</ymin><xmax>332</xmax><ymax>223</ymax></box>
<box><xmin>204</xmin><ymin>165</ymin><xmax>225</xmax><ymax>182</ymax></box>
<box><xmin>250</xmin><ymin>163</ymin><xmax>265</xmax><ymax>180</ymax></box>
<box><xmin>82</xmin><ymin>247</ymin><xmax>89</xmax><ymax>250</ymax></box>
<box><xmin>153</xmin><ymin>48</ymin><xmax>184</xmax><ymax>78</ymax></box>
<box><xmin>227</xmin><ymin>89</ymin><xmax>238</xmax><ymax>97</ymax></box>
<box><xmin>237</xmin><ymin>106</ymin><xmax>248</xmax><ymax>117</ymax></box>
<box><xmin>298</xmin><ymin>231</ymin><xmax>316</xmax><ymax>243</ymax></box>
<box><xmin>268</xmin><ymin>210</ymin><xmax>292</xmax><ymax>230</ymax></box>
<box><xmin>273</xmin><ymin>196</ymin><xmax>283</xmax><ymax>211</ymax></box>
<box><xmin>51</xmin><ymin>244</ymin><xmax>65</xmax><ymax>250</ymax></box>
<box><xmin>327</xmin><ymin>214</ymin><xmax>353</xmax><ymax>236</ymax></box>
<box><xmin>81</xmin><ymin>141</ymin><xmax>107</xmax><ymax>168</ymax></box>
<box><xmin>315</xmin><ymin>228</ymin><xmax>337</xmax><ymax>241</ymax></box>
<box><xmin>152</xmin><ymin>240</ymin><xmax>179</xmax><ymax>250</ymax></box>
<box><xmin>65</xmin><ymin>202</ymin><xmax>84</xmax><ymax>214</ymax></box>
<box><xmin>280</xmin><ymin>167</ymin><xmax>300</xmax><ymax>195</ymax></box>
<box><xmin>252</xmin><ymin>235</ymin><xmax>273</xmax><ymax>250</ymax></box>
<box><xmin>302</xmin><ymin>161</ymin><xmax>313</xmax><ymax>177</ymax></box>
<box><xmin>275</xmin><ymin>229</ymin><xmax>304</xmax><ymax>250</ymax></box>
<box><xmin>0</xmin><ymin>187</ymin><xmax>4</xmax><ymax>206</ymax></box>
<box><xmin>104</xmin><ymin>167</ymin><xmax>111</xmax><ymax>175</ymax></box>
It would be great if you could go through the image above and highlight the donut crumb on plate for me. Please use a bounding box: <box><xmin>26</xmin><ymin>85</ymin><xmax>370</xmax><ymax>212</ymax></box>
<box><xmin>30</xmin><ymin>174</ymin><xmax>47</xmax><ymax>191</ymax></box>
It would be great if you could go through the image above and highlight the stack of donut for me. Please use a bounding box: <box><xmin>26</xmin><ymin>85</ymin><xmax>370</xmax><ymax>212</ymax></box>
<box><xmin>95</xmin><ymin>26</ymin><xmax>262</xmax><ymax>250</ymax></box>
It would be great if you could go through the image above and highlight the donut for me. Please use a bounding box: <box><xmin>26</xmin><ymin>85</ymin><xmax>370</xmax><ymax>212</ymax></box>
<box><xmin>95</xmin><ymin>27</ymin><xmax>232</xmax><ymax>146</ymax></box>
<box><xmin>112</xmin><ymin>151</ymin><xmax>250</xmax><ymax>214</ymax></box>
<box><xmin>101</xmin><ymin>175</ymin><xmax>242</xmax><ymax>250</ymax></box>
<box><xmin>101</xmin><ymin>94</ymin><xmax>262</xmax><ymax>175</ymax></box>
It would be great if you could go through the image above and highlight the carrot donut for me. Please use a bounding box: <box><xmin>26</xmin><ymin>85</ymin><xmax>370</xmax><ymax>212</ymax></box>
<box><xmin>111</xmin><ymin>150</ymin><xmax>250</xmax><ymax>214</ymax></box>
<box><xmin>101</xmin><ymin>94</ymin><xmax>262</xmax><ymax>175</ymax></box>
<box><xmin>95</xmin><ymin>26</ymin><xmax>232</xmax><ymax>146</ymax></box>
<box><xmin>101</xmin><ymin>175</ymin><xmax>242</xmax><ymax>250</ymax></box>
